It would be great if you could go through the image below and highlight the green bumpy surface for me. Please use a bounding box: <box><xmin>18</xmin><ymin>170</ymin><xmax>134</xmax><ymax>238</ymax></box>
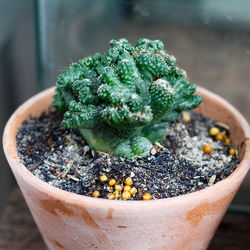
<box><xmin>53</xmin><ymin>38</ymin><xmax>202</xmax><ymax>160</ymax></box>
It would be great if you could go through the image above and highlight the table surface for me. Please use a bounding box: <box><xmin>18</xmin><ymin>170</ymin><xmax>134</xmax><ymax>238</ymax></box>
<box><xmin>1</xmin><ymin>188</ymin><xmax>250</xmax><ymax>250</ymax></box>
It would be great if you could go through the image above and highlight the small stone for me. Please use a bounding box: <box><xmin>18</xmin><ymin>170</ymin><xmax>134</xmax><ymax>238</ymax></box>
<box><xmin>113</xmin><ymin>190</ymin><xmax>121</xmax><ymax>199</ymax></box>
<box><xmin>107</xmin><ymin>186</ymin><xmax>113</xmax><ymax>192</ymax></box>
<box><xmin>224</xmin><ymin>137</ymin><xmax>231</xmax><ymax>145</ymax></box>
<box><xmin>130</xmin><ymin>187</ymin><xmax>137</xmax><ymax>195</ymax></box>
<box><xmin>203</xmin><ymin>144</ymin><xmax>212</xmax><ymax>154</ymax></box>
<box><xmin>150</xmin><ymin>148</ymin><xmax>157</xmax><ymax>155</ymax></box>
<box><xmin>107</xmin><ymin>193</ymin><xmax>115</xmax><ymax>199</ymax></box>
<box><xmin>92</xmin><ymin>190</ymin><xmax>100</xmax><ymax>198</ymax></box>
<box><xmin>122</xmin><ymin>191</ymin><xmax>131</xmax><ymax>200</ymax></box>
<box><xmin>124</xmin><ymin>177</ymin><xmax>133</xmax><ymax>186</ymax></box>
<box><xmin>67</xmin><ymin>144</ymin><xmax>77</xmax><ymax>152</ymax></box>
<box><xmin>91</xmin><ymin>149</ymin><xmax>96</xmax><ymax>157</ymax></box>
<box><xmin>109</xmin><ymin>178</ymin><xmax>117</xmax><ymax>186</ymax></box>
<box><xmin>115</xmin><ymin>185</ymin><xmax>123</xmax><ymax>192</ymax></box>
<box><xmin>100</xmin><ymin>174</ymin><xmax>108</xmax><ymax>182</ymax></box>
<box><xmin>229</xmin><ymin>148</ymin><xmax>236</xmax><ymax>156</ymax></box>
<box><xmin>130</xmin><ymin>172</ymin><xmax>135</xmax><ymax>178</ymax></box>
<box><xmin>208</xmin><ymin>175</ymin><xmax>216</xmax><ymax>186</ymax></box>
<box><xmin>182</xmin><ymin>112</ymin><xmax>191</xmax><ymax>122</ymax></box>
<box><xmin>216</xmin><ymin>131</ymin><xmax>226</xmax><ymax>141</ymax></box>
<box><xmin>123</xmin><ymin>185</ymin><xmax>131</xmax><ymax>192</ymax></box>
<box><xmin>143</xmin><ymin>192</ymin><xmax>152</xmax><ymax>200</ymax></box>
<box><xmin>209</xmin><ymin>127</ymin><xmax>220</xmax><ymax>136</ymax></box>
<box><xmin>107</xmin><ymin>158</ymin><xmax>111</xmax><ymax>165</ymax></box>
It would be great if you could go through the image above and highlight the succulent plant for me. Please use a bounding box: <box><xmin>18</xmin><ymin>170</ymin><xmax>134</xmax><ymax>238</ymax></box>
<box><xmin>53</xmin><ymin>38</ymin><xmax>202</xmax><ymax>159</ymax></box>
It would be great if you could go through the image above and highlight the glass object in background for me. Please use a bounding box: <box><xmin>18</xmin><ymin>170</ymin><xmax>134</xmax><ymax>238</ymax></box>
<box><xmin>35</xmin><ymin>0</ymin><xmax>121</xmax><ymax>88</ymax></box>
<box><xmin>35</xmin><ymin>0</ymin><xmax>250</xmax><ymax>209</ymax></box>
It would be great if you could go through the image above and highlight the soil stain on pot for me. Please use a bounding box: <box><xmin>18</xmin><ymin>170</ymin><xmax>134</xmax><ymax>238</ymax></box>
<box><xmin>51</xmin><ymin>240</ymin><xmax>64</xmax><ymax>249</ymax></box>
<box><xmin>185</xmin><ymin>191</ymin><xmax>234</xmax><ymax>227</ymax></box>
<box><xmin>16</xmin><ymin>108</ymin><xmax>239</xmax><ymax>200</ymax></box>
<box><xmin>39</xmin><ymin>198</ymin><xmax>74</xmax><ymax>217</ymax></box>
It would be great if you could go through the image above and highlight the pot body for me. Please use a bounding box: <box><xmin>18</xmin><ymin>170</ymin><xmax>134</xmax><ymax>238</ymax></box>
<box><xmin>3</xmin><ymin>87</ymin><xmax>250</xmax><ymax>250</ymax></box>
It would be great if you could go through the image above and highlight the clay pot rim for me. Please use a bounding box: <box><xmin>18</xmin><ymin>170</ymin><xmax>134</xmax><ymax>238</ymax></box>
<box><xmin>3</xmin><ymin>86</ymin><xmax>250</xmax><ymax>210</ymax></box>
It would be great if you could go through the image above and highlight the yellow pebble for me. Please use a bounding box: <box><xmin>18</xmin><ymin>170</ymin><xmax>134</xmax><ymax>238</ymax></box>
<box><xmin>182</xmin><ymin>112</ymin><xmax>191</xmax><ymax>122</ymax></box>
<box><xmin>113</xmin><ymin>190</ymin><xmax>121</xmax><ymax>199</ymax></box>
<box><xmin>107</xmin><ymin>193</ymin><xmax>115</xmax><ymax>199</ymax></box>
<box><xmin>143</xmin><ymin>192</ymin><xmax>152</xmax><ymax>200</ymax></box>
<box><xmin>229</xmin><ymin>148</ymin><xmax>236</xmax><ymax>156</ymax></box>
<box><xmin>130</xmin><ymin>187</ymin><xmax>137</xmax><ymax>195</ymax></box>
<box><xmin>99</xmin><ymin>174</ymin><xmax>108</xmax><ymax>182</ymax></box>
<box><xmin>122</xmin><ymin>191</ymin><xmax>131</xmax><ymax>200</ymax></box>
<box><xmin>209</xmin><ymin>127</ymin><xmax>220</xmax><ymax>136</ymax></box>
<box><xmin>92</xmin><ymin>190</ymin><xmax>100</xmax><ymax>198</ymax></box>
<box><xmin>224</xmin><ymin>137</ymin><xmax>231</xmax><ymax>145</ymax></box>
<box><xmin>114</xmin><ymin>184</ymin><xmax>123</xmax><ymax>192</ymax></box>
<box><xmin>109</xmin><ymin>178</ymin><xmax>117</xmax><ymax>186</ymax></box>
<box><xmin>203</xmin><ymin>144</ymin><xmax>212</xmax><ymax>154</ymax></box>
<box><xmin>124</xmin><ymin>177</ymin><xmax>133</xmax><ymax>186</ymax></box>
<box><xmin>216</xmin><ymin>131</ymin><xmax>225</xmax><ymax>141</ymax></box>
<box><xmin>123</xmin><ymin>185</ymin><xmax>131</xmax><ymax>192</ymax></box>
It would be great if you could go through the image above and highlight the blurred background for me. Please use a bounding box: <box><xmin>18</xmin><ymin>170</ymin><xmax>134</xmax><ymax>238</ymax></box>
<box><xmin>0</xmin><ymin>0</ymin><xmax>250</xmax><ymax>215</ymax></box>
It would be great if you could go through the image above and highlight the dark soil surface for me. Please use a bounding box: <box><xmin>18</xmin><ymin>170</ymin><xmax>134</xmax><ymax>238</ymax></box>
<box><xmin>16</xmin><ymin>108</ymin><xmax>239</xmax><ymax>200</ymax></box>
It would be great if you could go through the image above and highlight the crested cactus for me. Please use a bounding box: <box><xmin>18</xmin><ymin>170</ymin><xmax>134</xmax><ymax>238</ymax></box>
<box><xmin>53</xmin><ymin>38</ymin><xmax>202</xmax><ymax>159</ymax></box>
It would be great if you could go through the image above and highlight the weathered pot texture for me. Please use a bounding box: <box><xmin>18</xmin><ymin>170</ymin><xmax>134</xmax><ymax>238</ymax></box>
<box><xmin>3</xmin><ymin>86</ymin><xmax>250</xmax><ymax>250</ymax></box>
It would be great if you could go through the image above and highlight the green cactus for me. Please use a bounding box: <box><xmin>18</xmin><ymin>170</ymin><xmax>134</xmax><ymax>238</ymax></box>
<box><xmin>53</xmin><ymin>38</ymin><xmax>202</xmax><ymax>160</ymax></box>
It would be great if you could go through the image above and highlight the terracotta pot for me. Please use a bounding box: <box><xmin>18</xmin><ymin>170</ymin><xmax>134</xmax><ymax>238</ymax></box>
<box><xmin>3</xmin><ymin>86</ymin><xmax>250</xmax><ymax>250</ymax></box>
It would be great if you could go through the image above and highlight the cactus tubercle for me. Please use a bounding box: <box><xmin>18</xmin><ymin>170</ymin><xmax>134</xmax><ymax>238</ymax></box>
<box><xmin>53</xmin><ymin>38</ymin><xmax>202</xmax><ymax>159</ymax></box>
